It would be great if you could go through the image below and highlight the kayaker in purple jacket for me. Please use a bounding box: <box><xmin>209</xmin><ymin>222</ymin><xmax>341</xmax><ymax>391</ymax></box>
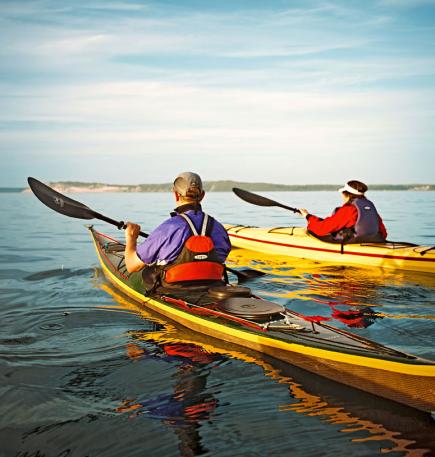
<box><xmin>124</xmin><ymin>172</ymin><xmax>231</xmax><ymax>288</ymax></box>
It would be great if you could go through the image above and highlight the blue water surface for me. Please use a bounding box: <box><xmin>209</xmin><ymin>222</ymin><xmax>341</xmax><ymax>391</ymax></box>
<box><xmin>0</xmin><ymin>190</ymin><xmax>434</xmax><ymax>457</ymax></box>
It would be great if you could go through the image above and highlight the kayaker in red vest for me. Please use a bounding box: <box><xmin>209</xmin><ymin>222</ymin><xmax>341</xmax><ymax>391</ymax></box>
<box><xmin>124</xmin><ymin>172</ymin><xmax>231</xmax><ymax>290</ymax></box>
<box><xmin>298</xmin><ymin>180</ymin><xmax>388</xmax><ymax>244</ymax></box>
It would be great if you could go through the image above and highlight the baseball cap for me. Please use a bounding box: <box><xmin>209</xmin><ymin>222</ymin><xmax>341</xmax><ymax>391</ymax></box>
<box><xmin>173</xmin><ymin>172</ymin><xmax>203</xmax><ymax>197</ymax></box>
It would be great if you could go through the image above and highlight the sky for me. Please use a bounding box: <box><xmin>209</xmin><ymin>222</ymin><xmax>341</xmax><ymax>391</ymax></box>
<box><xmin>1</xmin><ymin>0</ymin><xmax>435</xmax><ymax>186</ymax></box>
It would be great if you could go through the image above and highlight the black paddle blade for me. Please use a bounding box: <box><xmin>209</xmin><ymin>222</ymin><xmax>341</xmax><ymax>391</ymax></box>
<box><xmin>232</xmin><ymin>187</ymin><xmax>300</xmax><ymax>214</ymax></box>
<box><xmin>226</xmin><ymin>266</ymin><xmax>266</xmax><ymax>283</ymax></box>
<box><xmin>237</xmin><ymin>268</ymin><xmax>266</xmax><ymax>282</ymax></box>
<box><xmin>27</xmin><ymin>177</ymin><xmax>96</xmax><ymax>220</ymax></box>
<box><xmin>232</xmin><ymin>187</ymin><xmax>277</xmax><ymax>207</ymax></box>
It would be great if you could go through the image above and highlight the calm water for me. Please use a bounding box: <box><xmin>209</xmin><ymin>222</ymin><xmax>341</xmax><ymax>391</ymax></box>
<box><xmin>0</xmin><ymin>191</ymin><xmax>434</xmax><ymax>457</ymax></box>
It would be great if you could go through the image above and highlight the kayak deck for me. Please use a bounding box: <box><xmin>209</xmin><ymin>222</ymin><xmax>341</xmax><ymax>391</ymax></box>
<box><xmin>225</xmin><ymin>224</ymin><xmax>435</xmax><ymax>273</ymax></box>
<box><xmin>89</xmin><ymin>227</ymin><xmax>435</xmax><ymax>412</ymax></box>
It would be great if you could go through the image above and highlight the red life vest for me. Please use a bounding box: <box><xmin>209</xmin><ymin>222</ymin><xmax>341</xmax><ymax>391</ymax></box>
<box><xmin>162</xmin><ymin>213</ymin><xmax>225</xmax><ymax>285</ymax></box>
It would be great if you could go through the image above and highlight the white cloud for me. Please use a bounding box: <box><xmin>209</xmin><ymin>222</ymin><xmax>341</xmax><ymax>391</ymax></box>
<box><xmin>378</xmin><ymin>0</ymin><xmax>435</xmax><ymax>6</ymax></box>
<box><xmin>82</xmin><ymin>1</ymin><xmax>148</xmax><ymax>11</ymax></box>
<box><xmin>37</xmin><ymin>33</ymin><xmax>110</xmax><ymax>55</ymax></box>
<box><xmin>0</xmin><ymin>0</ymin><xmax>434</xmax><ymax>184</ymax></box>
<box><xmin>0</xmin><ymin>2</ymin><xmax>379</xmax><ymax>62</ymax></box>
<box><xmin>1</xmin><ymin>80</ymin><xmax>433</xmax><ymax>162</ymax></box>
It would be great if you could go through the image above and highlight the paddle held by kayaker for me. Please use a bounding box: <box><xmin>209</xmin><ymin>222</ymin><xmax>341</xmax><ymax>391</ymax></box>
<box><xmin>124</xmin><ymin>171</ymin><xmax>231</xmax><ymax>292</ymax></box>
<box><xmin>298</xmin><ymin>180</ymin><xmax>388</xmax><ymax>244</ymax></box>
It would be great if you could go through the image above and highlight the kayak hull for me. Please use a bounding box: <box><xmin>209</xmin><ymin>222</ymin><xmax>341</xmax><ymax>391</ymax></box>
<box><xmin>225</xmin><ymin>225</ymin><xmax>435</xmax><ymax>273</ymax></box>
<box><xmin>89</xmin><ymin>227</ymin><xmax>435</xmax><ymax>412</ymax></box>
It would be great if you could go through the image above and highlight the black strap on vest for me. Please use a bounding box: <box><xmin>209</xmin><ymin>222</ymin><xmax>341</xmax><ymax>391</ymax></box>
<box><xmin>205</xmin><ymin>215</ymin><xmax>215</xmax><ymax>237</ymax></box>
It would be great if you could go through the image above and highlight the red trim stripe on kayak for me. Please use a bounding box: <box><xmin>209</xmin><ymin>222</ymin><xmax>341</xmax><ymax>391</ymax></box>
<box><xmin>228</xmin><ymin>233</ymin><xmax>435</xmax><ymax>263</ymax></box>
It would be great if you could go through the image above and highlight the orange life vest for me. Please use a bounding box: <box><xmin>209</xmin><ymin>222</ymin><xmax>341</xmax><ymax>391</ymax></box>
<box><xmin>162</xmin><ymin>213</ymin><xmax>225</xmax><ymax>285</ymax></box>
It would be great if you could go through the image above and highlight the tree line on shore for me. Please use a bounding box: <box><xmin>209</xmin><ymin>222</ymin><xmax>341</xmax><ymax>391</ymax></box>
<box><xmin>10</xmin><ymin>180</ymin><xmax>434</xmax><ymax>193</ymax></box>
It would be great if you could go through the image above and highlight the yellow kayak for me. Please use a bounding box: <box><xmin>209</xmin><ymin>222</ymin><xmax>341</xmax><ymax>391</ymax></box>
<box><xmin>89</xmin><ymin>227</ymin><xmax>435</xmax><ymax>412</ymax></box>
<box><xmin>225</xmin><ymin>225</ymin><xmax>435</xmax><ymax>274</ymax></box>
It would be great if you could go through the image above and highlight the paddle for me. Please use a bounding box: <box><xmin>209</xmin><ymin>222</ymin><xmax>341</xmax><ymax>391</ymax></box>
<box><xmin>27</xmin><ymin>177</ymin><xmax>148</xmax><ymax>237</ymax></box>
<box><xmin>232</xmin><ymin>187</ymin><xmax>301</xmax><ymax>214</ymax></box>
<box><xmin>225</xmin><ymin>266</ymin><xmax>265</xmax><ymax>282</ymax></box>
<box><xmin>27</xmin><ymin>177</ymin><xmax>264</xmax><ymax>283</ymax></box>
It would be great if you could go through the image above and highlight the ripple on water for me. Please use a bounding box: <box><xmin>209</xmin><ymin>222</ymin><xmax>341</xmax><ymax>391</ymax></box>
<box><xmin>0</xmin><ymin>254</ymin><xmax>54</xmax><ymax>263</ymax></box>
<box><xmin>23</xmin><ymin>267</ymin><xmax>94</xmax><ymax>281</ymax></box>
<box><xmin>0</xmin><ymin>307</ymin><xmax>150</xmax><ymax>366</ymax></box>
<box><xmin>0</xmin><ymin>269</ymin><xmax>32</xmax><ymax>280</ymax></box>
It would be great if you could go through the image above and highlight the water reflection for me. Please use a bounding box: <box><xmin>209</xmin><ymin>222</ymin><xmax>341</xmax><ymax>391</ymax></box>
<box><xmin>227</xmin><ymin>248</ymin><xmax>435</xmax><ymax>328</ymax></box>
<box><xmin>118</xmin><ymin>339</ymin><xmax>222</xmax><ymax>456</ymax></box>
<box><xmin>98</xmin><ymin>278</ymin><xmax>435</xmax><ymax>457</ymax></box>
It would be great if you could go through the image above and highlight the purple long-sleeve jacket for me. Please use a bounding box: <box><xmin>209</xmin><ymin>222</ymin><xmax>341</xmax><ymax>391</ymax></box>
<box><xmin>136</xmin><ymin>205</ymin><xmax>231</xmax><ymax>265</ymax></box>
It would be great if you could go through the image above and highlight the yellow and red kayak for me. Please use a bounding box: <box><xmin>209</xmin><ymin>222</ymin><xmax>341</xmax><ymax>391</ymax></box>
<box><xmin>225</xmin><ymin>225</ymin><xmax>435</xmax><ymax>274</ymax></box>
<box><xmin>89</xmin><ymin>226</ymin><xmax>435</xmax><ymax>412</ymax></box>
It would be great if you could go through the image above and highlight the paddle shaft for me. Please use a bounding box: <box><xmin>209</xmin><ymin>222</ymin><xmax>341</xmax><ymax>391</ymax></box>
<box><xmin>95</xmin><ymin>212</ymin><xmax>149</xmax><ymax>238</ymax></box>
<box><xmin>275</xmin><ymin>202</ymin><xmax>300</xmax><ymax>214</ymax></box>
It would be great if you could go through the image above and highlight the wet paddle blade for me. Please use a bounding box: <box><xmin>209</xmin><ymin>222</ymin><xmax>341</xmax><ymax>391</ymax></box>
<box><xmin>226</xmin><ymin>266</ymin><xmax>266</xmax><ymax>283</ymax></box>
<box><xmin>238</xmin><ymin>268</ymin><xmax>266</xmax><ymax>282</ymax></box>
<box><xmin>27</xmin><ymin>177</ymin><xmax>96</xmax><ymax>220</ymax></box>
<box><xmin>232</xmin><ymin>187</ymin><xmax>277</xmax><ymax>207</ymax></box>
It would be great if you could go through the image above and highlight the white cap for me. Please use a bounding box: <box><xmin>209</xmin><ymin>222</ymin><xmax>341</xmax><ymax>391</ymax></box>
<box><xmin>338</xmin><ymin>183</ymin><xmax>364</xmax><ymax>195</ymax></box>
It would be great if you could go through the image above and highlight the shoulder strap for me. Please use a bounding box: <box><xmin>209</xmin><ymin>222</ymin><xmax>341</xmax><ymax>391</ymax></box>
<box><xmin>179</xmin><ymin>213</ymin><xmax>199</xmax><ymax>236</ymax></box>
<box><xmin>200</xmin><ymin>213</ymin><xmax>209</xmax><ymax>236</ymax></box>
<box><xmin>180</xmin><ymin>212</ymin><xmax>213</xmax><ymax>237</ymax></box>
<box><xmin>205</xmin><ymin>215</ymin><xmax>215</xmax><ymax>236</ymax></box>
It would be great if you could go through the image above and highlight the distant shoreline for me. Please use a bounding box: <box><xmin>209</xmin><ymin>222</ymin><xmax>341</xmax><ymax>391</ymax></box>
<box><xmin>2</xmin><ymin>181</ymin><xmax>434</xmax><ymax>193</ymax></box>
